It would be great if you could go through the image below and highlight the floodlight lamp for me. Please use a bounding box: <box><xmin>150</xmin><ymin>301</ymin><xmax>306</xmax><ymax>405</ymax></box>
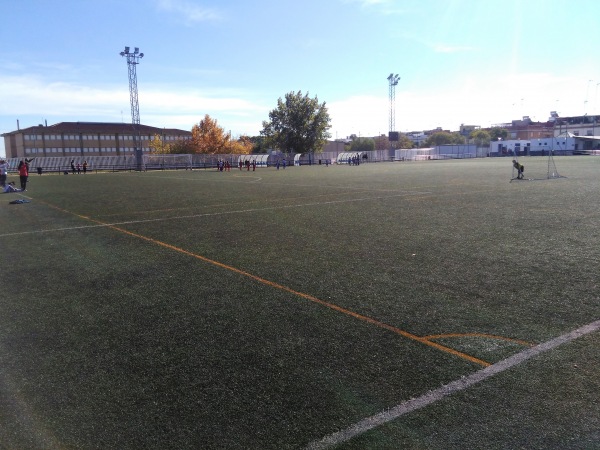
<box><xmin>124</xmin><ymin>46</ymin><xmax>130</xmax><ymax>53</ymax></box>
<box><xmin>134</xmin><ymin>47</ymin><xmax>139</xmax><ymax>54</ymax></box>
<box><xmin>120</xmin><ymin>52</ymin><xmax>125</xmax><ymax>56</ymax></box>
<box><xmin>139</xmin><ymin>53</ymin><xmax>144</xmax><ymax>58</ymax></box>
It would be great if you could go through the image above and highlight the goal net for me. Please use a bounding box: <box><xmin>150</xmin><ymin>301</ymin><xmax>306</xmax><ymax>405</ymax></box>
<box><xmin>510</xmin><ymin>154</ymin><xmax>566</xmax><ymax>182</ymax></box>
<box><xmin>142</xmin><ymin>154</ymin><xmax>193</xmax><ymax>171</ymax></box>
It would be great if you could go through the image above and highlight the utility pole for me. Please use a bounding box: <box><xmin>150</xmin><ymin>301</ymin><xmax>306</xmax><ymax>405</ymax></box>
<box><xmin>120</xmin><ymin>46</ymin><xmax>144</xmax><ymax>170</ymax></box>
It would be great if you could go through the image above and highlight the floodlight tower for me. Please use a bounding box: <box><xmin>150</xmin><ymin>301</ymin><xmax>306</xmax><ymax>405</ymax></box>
<box><xmin>120</xmin><ymin>46</ymin><xmax>144</xmax><ymax>170</ymax></box>
<box><xmin>387</xmin><ymin>73</ymin><xmax>400</xmax><ymax>135</ymax></box>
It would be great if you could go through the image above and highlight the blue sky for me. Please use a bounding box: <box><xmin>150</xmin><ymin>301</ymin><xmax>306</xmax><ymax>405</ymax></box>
<box><xmin>1</xmin><ymin>0</ymin><xmax>599</xmax><ymax>156</ymax></box>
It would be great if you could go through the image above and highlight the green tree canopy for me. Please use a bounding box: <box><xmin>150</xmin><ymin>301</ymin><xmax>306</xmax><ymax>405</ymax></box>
<box><xmin>261</xmin><ymin>91</ymin><xmax>332</xmax><ymax>154</ymax></box>
<box><xmin>489</xmin><ymin>127</ymin><xmax>509</xmax><ymax>141</ymax></box>
<box><xmin>423</xmin><ymin>131</ymin><xmax>465</xmax><ymax>147</ymax></box>
<box><xmin>470</xmin><ymin>129</ymin><xmax>492</xmax><ymax>147</ymax></box>
<box><xmin>349</xmin><ymin>137</ymin><xmax>375</xmax><ymax>152</ymax></box>
<box><xmin>397</xmin><ymin>134</ymin><xmax>415</xmax><ymax>149</ymax></box>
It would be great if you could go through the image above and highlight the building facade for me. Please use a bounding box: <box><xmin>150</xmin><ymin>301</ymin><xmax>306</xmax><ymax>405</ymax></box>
<box><xmin>553</xmin><ymin>114</ymin><xmax>600</xmax><ymax>139</ymax></box>
<box><xmin>2</xmin><ymin>122</ymin><xmax>191</xmax><ymax>159</ymax></box>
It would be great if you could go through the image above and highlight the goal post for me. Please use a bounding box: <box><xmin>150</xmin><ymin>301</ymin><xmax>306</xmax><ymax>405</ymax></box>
<box><xmin>142</xmin><ymin>154</ymin><xmax>193</xmax><ymax>171</ymax></box>
<box><xmin>510</xmin><ymin>153</ymin><xmax>566</xmax><ymax>182</ymax></box>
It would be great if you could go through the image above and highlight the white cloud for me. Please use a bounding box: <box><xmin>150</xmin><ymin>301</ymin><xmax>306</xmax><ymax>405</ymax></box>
<box><xmin>0</xmin><ymin>74</ymin><xmax>268</xmax><ymax>138</ymax></box>
<box><xmin>328</xmin><ymin>95</ymin><xmax>388</xmax><ymax>139</ymax></box>
<box><xmin>155</xmin><ymin>0</ymin><xmax>221</xmax><ymax>24</ymax></box>
<box><xmin>326</xmin><ymin>70</ymin><xmax>595</xmax><ymax>139</ymax></box>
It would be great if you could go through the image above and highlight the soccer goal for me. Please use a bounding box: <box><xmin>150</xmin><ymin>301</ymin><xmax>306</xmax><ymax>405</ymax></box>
<box><xmin>142</xmin><ymin>154</ymin><xmax>193</xmax><ymax>171</ymax></box>
<box><xmin>510</xmin><ymin>153</ymin><xmax>566</xmax><ymax>182</ymax></box>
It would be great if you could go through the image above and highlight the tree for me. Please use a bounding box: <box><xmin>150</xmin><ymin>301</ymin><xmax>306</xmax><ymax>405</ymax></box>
<box><xmin>374</xmin><ymin>134</ymin><xmax>389</xmax><ymax>150</ymax></box>
<box><xmin>423</xmin><ymin>131</ymin><xmax>465</xmax><ymax>147</ymax></box>
<box><xmin>249</xmin><ymin>135</ymin><xmax>269</xmax><ymax>154</ymax></box>
<box><xmin>191</xmin><ymin>114</ymin><xmax>230</xmax><ymax>154</ymax></box>
<box><xmin>261</xmin><ymin>91</ymin><xmax>331</xmax><ymax>154</ymax></box>
<box><xmin>397</xmin><ymin>134</ymin><xmax>415</xmax><ymax>149</ymax></box>
<box><xmin>470</xmin><ymin>130</ymin><xmax>492</xmax><ymax>147</ymax></box>
<box><xmin>229</xmin><ymin>135</ymin><xmax>253</xmax><ymax>154</ymax></box>
<box><xmin>349</xmin><ymin>137</ymin><xmax>375</xmax><ymax>153</ymax></box>
<box><xmin>489</xmin><ymin>127</ymin><xmax>509</xmax><ymax>142</ymax></box>
<box><xmin>149</xmin><ymin>133</ymin><xmax>172</xmax><ymax>154</ymax></box>
<box><xmin>170</xmin><ymin>138</ymin><xmax>196</xmax><ymax>154</ymax></box>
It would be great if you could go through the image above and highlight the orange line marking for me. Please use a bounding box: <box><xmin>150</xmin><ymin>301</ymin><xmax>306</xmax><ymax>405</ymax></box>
<box><xmin>43</xmin><ymin>202</ymin><xmax>492</xmax><ymax>367</ymax></box>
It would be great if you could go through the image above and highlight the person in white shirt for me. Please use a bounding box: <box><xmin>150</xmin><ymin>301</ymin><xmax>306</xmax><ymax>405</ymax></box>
<box><xmin>0</xmin><ymin>159</ymin><xmax>8</xmax><ymax>187</ymax></box>
<box><xmin>3</xmin><ymin>181</ymin><xmax>22</xmax><ymax>193</ymax></box>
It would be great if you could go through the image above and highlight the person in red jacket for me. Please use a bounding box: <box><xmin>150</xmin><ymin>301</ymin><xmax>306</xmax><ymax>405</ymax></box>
<box><xmin>18</xmin><ymin>158</ymin><xmax>31</xmax><ymax>191</ymax></box>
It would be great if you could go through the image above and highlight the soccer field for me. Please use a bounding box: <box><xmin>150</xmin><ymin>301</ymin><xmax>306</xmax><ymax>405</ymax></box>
<box><xmin>1</xmin><ymin>157</ymin><xmax>599</xmax><ymax>449</ymax></box>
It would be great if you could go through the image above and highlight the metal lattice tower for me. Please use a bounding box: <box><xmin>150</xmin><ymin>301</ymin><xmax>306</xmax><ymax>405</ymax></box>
<box><xmin>120</xmin><ymin>46</ymin><xmax>144</xmax><ymax>169</ymax></box>
<box><xmin>387</xmin><ymin>73</ymin><xmax>400</xmax><ymax>134</ymax></box>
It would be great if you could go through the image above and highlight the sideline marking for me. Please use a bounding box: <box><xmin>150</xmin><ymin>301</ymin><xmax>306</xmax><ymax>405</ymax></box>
<box><xmin>306</xmin><ymin>319</ymin><xmax>600</xmax><ymax>449</ymax></box>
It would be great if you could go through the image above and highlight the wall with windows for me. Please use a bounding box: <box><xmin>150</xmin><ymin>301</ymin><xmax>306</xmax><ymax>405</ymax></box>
<box><xmin>3</xmin><ymin>123</ymin><xmax>191</xmax><ymax>159</ymax></box>
<box><xmin>5</xmin><ymin>132</ymin><xmax>185</xmax><ymax>158</ymax></box>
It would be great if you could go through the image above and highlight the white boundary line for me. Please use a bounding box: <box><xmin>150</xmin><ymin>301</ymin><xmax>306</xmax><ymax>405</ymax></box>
<box><xmin>307</xmin><ymin>319</ymin><xmax>600</xmax><ymax>449</ymax></box>
<box><xmin>0</xmin><ymin>191</ymin><xmax>430</xmax><ymax>238</ymax></box>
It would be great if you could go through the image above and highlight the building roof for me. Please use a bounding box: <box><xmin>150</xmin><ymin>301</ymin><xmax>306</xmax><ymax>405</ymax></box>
<box><xmin>1</xmin><ymin>121</ymin><xmax>191</xmax><ymax>136</ymax></box>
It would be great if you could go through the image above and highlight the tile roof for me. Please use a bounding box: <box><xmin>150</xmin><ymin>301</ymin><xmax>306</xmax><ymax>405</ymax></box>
<box><xmin>2</xmin><ymin>121</ymin><xmax>191</xmax><ymax>136</ymax></box>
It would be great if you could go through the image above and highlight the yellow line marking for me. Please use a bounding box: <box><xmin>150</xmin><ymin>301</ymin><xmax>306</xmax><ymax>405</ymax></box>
<box><xmin>43</xmin><ymin>201</ymin><xmax>493</xmax><ymax>367</ymax></box>
<box><xmin>112</xmin><ymin>224</ymin><xmax>492</xmax><ymax>367</ymax></box>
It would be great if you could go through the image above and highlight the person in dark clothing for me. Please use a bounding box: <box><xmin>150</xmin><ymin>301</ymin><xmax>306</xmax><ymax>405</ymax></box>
<box><xmin>512</xmin><ymin>159</ymin><xmax>524</xmax><ymax>179</ymax></box>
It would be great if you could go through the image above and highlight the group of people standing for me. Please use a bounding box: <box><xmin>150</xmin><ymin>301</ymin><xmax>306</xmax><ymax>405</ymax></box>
<box><xmin>0</xmin><ymin>158</ymin><xmax>32</xmax><ymax>192</ymax></box>
<box><xmin>217</xmin><ymin>160</ymin><xmax>232</xmax><ymax>171</ymax></box>
<box><xmin>347</xmin><ymin>155</ymin><xmax>362</xmax><ymax>166</ymax></box>
<box><xmin>70</xmin><ymin>159</ymin><xmax>88</xmax><ymax>174</ymax></box>
<box><xmin>239</xmin><ymin>160</ymin><xmax>257</xmax><ymax>171</ymax></box>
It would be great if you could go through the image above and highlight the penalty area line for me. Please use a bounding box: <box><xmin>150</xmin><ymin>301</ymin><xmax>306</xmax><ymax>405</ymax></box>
<box><xmin>306</xmin><ymin>319</ymin><xmax>600</xmax><ymax>449</ymax></box>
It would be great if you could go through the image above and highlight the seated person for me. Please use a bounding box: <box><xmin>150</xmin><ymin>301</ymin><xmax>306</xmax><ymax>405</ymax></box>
<box><xmin>3</xmin><ymin>181</ymin><xmax>22</xmax><ymax>193</ymax></box>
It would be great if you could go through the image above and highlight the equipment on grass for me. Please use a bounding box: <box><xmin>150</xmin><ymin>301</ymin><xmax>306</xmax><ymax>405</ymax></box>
<box><xmin>509</xmin><ymin>151</ymin><xmax>566</xmax><ymax>183</ymax></box>
<box><xmin>142</xmin><ymin>154</ymin><xmax>193</xmax><ymax>171</ymax></box>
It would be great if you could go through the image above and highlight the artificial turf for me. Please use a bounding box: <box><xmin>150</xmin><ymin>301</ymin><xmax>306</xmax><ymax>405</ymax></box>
<box><xmin>1</xmin><ymin>156</ymin><xmax>598</xmax><ymax>448</ymax></box>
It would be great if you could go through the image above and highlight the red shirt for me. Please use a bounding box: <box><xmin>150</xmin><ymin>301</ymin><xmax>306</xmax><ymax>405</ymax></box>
<box><xmin>18</xmin><ymin>162</ymin><xmax>28</xmax><ymax>177</ymax></box>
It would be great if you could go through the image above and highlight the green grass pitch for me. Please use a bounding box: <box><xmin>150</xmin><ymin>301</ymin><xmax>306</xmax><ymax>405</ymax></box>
<box><xmin>1</xmin><ymin>156</ymin><xmax>599</xmax><ymax>448</ymax></box>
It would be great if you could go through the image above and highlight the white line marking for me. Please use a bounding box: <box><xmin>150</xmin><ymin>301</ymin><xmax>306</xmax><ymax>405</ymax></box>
<box><xmin>0</xmin><ymin>191</ymin><xmax>430</xmax><ymax>238</ymax></box>
<box><xmin>306</xmin><ymin>319</ymin><xmax>600</xmax><ymax>449</ymax></box>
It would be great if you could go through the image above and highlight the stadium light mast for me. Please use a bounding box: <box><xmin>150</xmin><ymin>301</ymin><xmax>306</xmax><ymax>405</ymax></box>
<box><xmin>387</xmin><ymin>73</ymin><xmax>400</xmax><ymax>147</ymax></box>
<box><xmin>120</xmin><ymin>46</ymin><xmax>144</xmax><ymax>170</ymax></box>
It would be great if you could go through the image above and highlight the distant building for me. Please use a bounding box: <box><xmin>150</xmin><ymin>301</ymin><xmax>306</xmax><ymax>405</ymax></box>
<box><xmin>489</xmin><ymin>113</ymin><xmax>600</xmax><ymax>152</ymax></box>
<box><xmin>459</xmin><ymin>124</ymin><xmax>480</xmax><ymax>137</ymax></box>
<box><xmin>490</xmin><ymin>116</ymin><xmax>554</xmax><ymax>140</ymax></box>
<box><xmin>404</xmin><ymin>127</ymin><xmax>450</xmax><ymax>147</ymax></box>
<box><xmin>2</xmin><ymin>121</ymin><xmax>191</xmax><ymax>159</ymax></box>
<box><xmin>405</xmin><ymin>131</ymin><xmax>427</xmax><ymax>147</ymax></box>
<box><xmin>552</xmin><ymin>114</ymin><xmax>600</xmax><ymax>138</ymax></box>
